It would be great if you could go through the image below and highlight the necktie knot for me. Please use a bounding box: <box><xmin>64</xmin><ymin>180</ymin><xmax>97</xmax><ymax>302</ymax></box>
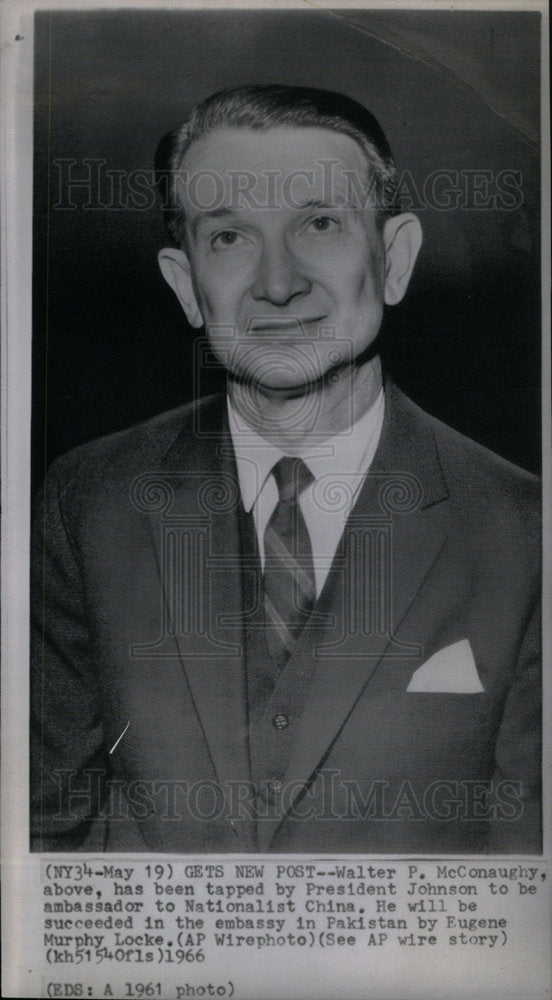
<box><xmin>271</xmin><ymin>456</ymin><xmax>313</xmax><ymax>504</ymax></box>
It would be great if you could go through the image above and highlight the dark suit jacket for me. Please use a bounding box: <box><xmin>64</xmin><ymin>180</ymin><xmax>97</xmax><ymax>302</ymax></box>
<box><xmin>30</xmin><ymin>381</ymin><xmax>541</xmax><ymax>853</ymax></box>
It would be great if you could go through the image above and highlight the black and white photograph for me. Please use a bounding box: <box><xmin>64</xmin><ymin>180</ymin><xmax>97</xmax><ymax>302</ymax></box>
<box><xmin>1</xmin><ymin>1</ymin><xmax>550</xmax><ymax>997</ymax></box>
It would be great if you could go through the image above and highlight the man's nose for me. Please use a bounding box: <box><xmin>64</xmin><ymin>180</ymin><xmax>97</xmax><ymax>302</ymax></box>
<box><xmin>251</xmin><ymin>239</ymin><xmax>310</xmax><ymax>305</ymax></box>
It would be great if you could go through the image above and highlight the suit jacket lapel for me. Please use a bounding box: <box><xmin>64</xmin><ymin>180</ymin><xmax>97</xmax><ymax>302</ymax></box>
<box><xmin>257</xmin><ymin>381</ymin><xmax>451</xmax><ymax>849</ymax></box>
<box><xmin>144</xmin><ymin>395</ymin><xmax>255</xmax><ymax>849</ymax></box>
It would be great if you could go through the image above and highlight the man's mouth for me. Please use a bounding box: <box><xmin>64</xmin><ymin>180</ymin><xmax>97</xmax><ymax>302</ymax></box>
<box><xmin>248</xmin><ymin>316</ymin><xmax>326</xmax><ymax>332</ymax></box>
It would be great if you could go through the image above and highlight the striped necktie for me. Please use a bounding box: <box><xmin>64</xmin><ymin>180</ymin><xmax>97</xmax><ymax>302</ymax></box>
<box><xmin>263</xmin><ymin>456</ymin><xmax>316</xmax><ymax>668</ymax></box>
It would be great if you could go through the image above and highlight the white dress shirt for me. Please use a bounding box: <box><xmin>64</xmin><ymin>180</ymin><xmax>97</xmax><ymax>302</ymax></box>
<box><xmin>227</xmin><ymin>389</ymin><xmax>385</xmax><ymax>596</ymax></box>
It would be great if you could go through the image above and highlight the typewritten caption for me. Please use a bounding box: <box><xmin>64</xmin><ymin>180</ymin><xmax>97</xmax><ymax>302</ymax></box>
<box><xmin>38</xmin><ymin>859</ymin><xmax>549</xmax><ymax>999</ymax></box>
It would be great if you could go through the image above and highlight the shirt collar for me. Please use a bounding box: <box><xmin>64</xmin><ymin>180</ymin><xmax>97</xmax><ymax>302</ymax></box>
<box><xmin>227</xmin><ymin>387</ymin><xmax>385</xmax><ymax>513</ymax></box>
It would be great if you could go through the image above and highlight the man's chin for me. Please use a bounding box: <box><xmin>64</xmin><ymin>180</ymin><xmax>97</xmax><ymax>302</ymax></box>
<box><xmin>222</xmin><ymin>342</ymin><xmax>353</xmax><ymax>395</ymax></box>
<box><xmin>229</xmin><ymin>370</ymin><xmax>318</xmax><ymax>396</ymax></box>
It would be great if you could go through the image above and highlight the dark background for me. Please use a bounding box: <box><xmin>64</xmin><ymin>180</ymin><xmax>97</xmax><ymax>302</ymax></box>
<box><xmin>32</xmin><ymin>8</ymin><xmax>541</xmax><ymax>489</ymax></box>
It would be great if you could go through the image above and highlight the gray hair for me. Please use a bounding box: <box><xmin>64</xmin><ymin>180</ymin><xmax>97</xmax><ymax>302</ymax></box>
<box><xmin>155</xmin><ymin>84</ymin><xmax>400</xmax><ymax>246</ymax></box>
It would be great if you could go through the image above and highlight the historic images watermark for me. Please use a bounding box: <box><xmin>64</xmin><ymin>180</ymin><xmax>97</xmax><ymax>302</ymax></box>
<box><xmin>50</xmin><ymin>769</ymin><xmax>526</xmax><ymax>826</ymax></box>
<box><xmin>52</xmin><ymin>159</ymin><xmax>524</xmax><ymax>214</ymax></box>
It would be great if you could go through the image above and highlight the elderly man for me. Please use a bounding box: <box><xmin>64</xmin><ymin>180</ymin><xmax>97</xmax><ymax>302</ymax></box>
<box><xmin>31</xmin><ymin>85</ymin><xmax>541</xmax><ymax>854</ymax></box>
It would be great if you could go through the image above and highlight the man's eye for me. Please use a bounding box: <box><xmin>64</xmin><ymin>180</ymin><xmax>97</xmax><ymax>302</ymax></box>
<box><xmin>211</xmin><ymin>230</ymin><xmax>245</xmax><ymax>249</ymax></box>
<box><xmin>307</xmin><ymin>216</ymin><xmax>338</xmax><ymax>233</ymax></box>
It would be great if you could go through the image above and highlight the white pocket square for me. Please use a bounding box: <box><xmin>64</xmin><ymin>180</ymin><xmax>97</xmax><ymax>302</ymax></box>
<box><xmin>406</xmin><ymin>639</ymin><xmax>484</xmax><ymax>693</ymax></box>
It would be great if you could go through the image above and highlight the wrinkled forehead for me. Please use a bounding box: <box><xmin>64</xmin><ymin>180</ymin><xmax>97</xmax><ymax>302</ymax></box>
<box><xmin>177</xmin><ymin>125</ymin><xmax>372</xmax><ymax>216</ymax></box>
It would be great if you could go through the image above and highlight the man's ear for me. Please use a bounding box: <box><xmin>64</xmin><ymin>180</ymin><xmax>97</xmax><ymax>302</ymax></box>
<box><xmin>158</xmin><ymin>247</ymin><xmax>204</xmax><ymax>329</ymax></box>
<box><xmin>382</xmin><ymin>213</ymin><xmax>423</xmax><ymax>306</ymax></box>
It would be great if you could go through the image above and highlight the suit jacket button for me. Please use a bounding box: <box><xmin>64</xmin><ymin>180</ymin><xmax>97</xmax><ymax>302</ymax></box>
<box><xmin>272</xmin><ymin>713</ymin><xmax>289</xmax><ymax>730</ymax></box>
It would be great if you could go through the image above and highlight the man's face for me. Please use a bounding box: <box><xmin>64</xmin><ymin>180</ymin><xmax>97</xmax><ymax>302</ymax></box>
<box><xmin>177</xmin><ymin>126</ymin><xmax>388</xmax><ymax>390</ymax></box>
